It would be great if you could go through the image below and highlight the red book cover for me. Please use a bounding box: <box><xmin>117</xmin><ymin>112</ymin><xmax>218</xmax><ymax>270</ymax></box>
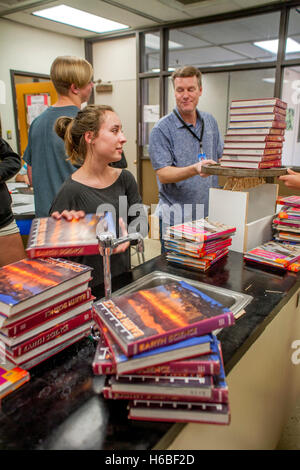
<box><xmin>97</xmin><ymin>323</ymin><xmax>214</xmax><ymax>375</ymax></box>
<box><xmin>221</xmin><ymin>154</ymin><xmax>281</xmax><ymax>163</ymax></box>
<box><xmin>228</xmin><ymin>120</ymin><xmax>286</xmax><ymax>129</ymax></box>
<box><xmin>220</xmin><ymin>159</ymin><xmax>282</xmax><ymax>169</ymax></box>
<box><xmin>14</xmin><ymin>329</ymin><xmax>90</xmax><ymax>370</ymax></box>
<box><xmin>166</xmin><ymin>218</ymin><xmax>236</xmax><ymax>243</ymax></box>
<box><xmin>104</xmin><ymin>340</ymin><xmax>228</xmax><ymax>404</ymax></box>
<box><xmin>273</xmin><ymin>218</ymin><xmax>300</xmax><ymax>228</ymax></box>
<box><xmin>93</xmin><ymin>280</ymin><xmax>235</xmax><ymax>357</ymax></box>
<box><xmin>224</xmin><ymin>141</ymin><xmax>283</xmax><ymax>149</ymax></box>
<box><xmin>230</xmin><ymin>113</ymin><xmax>285</xmax><ymax>122</ymax></box>
<box><xmin>128</xmin><ymin>399</ymin><xmax>230</xmax><ymax>425</ymax></box>
<box><xmin>230</xmin><ymin>98</ymin><xmax>287</xmax><ymax>109</ymax></box>
<box><xmin>230</xmin><ymin>105</ymin><xmax>286</xmax><ymax>115</ymax></box>
<box><xmin>92</xmin><ymin>331</ymin><xmax>220</xmax><ymax>376</ymax></box>
<box><xmin>2</xmin><ymin>288</ymin><xmax>92</xmax><ymax>337</ymax></box>
<box><xmin>7</xmin><ymin>308</ymin><xmax>93</xmax><ymax>357</ymax></box>
<box><xmin>92</xmin><ymin>335</ymin><xmax>116</xmax><ymax>375</ymax></box>
<box><xmin>0</xmin><ymin>258</ymin><xmax>92</xmax><ymax>320</ymax></box>
<box><xmin>164</xmin><ymin>237</ymin><xmax>232</xmax><ymax>257</ymax></box>
<box><xmin>226</xmin><ymin>127</ymin><xmax>284</xmax><ymax>135</ymax></box>
<box><xmin>224</xmin><ymin>134</ymin><xmax>285</xmax><ymax>142</ymax></box>
<box><xmin>106</xmin><ymin>374</ymin><xmax>214</xmax><ymax>400</ymax></box>
<box><xmin>26</xmin><ymin>214</ymin><xmax>101</xmax><ymax>258</ymax></box>
<box><xmin>244</xmin><ymin>241</ymin><xmax>300</xmax><ymax>268</ymax></box>
<box><xmin>276</xmin><ymin>196</ymin><xmax>300</xmax><ymax>208</ymax></box>
<box><xmin>166</xmin><ymin>249</ymin><xmax>228</xmax><ymax>270</ymax></box>
<box><xmin>0</xmin><ymin>324</ymin><xmax>91</xmax><ymax>367</ymax></box>
<box><xmin>223</xmin><ymin>148</ymin><xmax>282</xmax><ymax>156</ymax></box>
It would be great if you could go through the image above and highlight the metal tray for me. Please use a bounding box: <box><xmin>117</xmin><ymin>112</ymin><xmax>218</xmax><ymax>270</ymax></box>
<box><xmin>112</xmin><ymin>270</ymin><xmax>252</xmax><ymax>316</ymax></box>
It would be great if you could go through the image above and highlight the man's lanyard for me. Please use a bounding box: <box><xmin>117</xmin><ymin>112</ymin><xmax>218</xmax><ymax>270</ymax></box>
<box><xmin>173</xmin><ymin>109</ymin><xmax>206</xmax><ymax>159</ymax></box>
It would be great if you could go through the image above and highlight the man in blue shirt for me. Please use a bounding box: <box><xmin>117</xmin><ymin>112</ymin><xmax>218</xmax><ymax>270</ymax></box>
<box><xmin>149</xmin><ymin>66</ymin><xmax>223</xmax><ymax>251</ymax></box>
<box><xmin>24</xmin><ymin>56</ymin><xmax>94</xmax><ymax>217</ymax></box>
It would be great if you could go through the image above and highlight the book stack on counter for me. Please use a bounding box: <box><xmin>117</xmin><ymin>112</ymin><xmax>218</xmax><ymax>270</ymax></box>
<box><xmin>273</xmin><ymin>196</ymin><xmax>300</xmax><ymax>247</ymax></box>
<box><xmin>0</xmin><ymin>257</ymin><xmax>94</xmax><ymax>371</ymax></box>
<box><xmin>220</xmin><ymin>98</ymin><xmax>287</xmax><ymax>169</ymax></box>
<box><xmin>164</xmin><ymin>218</ymin><xmax>236</xmax><ymax>271</ymax></box>
<box><xmin>243</xmin><ymin>240</ymin><xmax>300</xmax><ymax>272</ymax></box>
<box><xmin>92</xmin><ymin>280</ymin><xmax>235</xmax><ymax>425</ymax></box>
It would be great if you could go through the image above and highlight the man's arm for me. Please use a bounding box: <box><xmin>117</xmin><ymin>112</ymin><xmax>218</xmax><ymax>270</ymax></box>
<box><xmin>156</xmin><ymin>159</ymin><xmax>216</xmax><ymax>184</ymax></box>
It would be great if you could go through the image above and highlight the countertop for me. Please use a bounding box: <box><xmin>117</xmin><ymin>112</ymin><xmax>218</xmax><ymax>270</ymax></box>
<box><xmin>0</xmin><ymin>251</ymin><xmax>299</xmax><ymax>450</ymax></box>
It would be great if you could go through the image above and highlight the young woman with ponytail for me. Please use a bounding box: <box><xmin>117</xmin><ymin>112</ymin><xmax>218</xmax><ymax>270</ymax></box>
<box><xmin>50</xmin><ymin>104</ymin><xmax>147</xmax><ymax>298</ymax></box>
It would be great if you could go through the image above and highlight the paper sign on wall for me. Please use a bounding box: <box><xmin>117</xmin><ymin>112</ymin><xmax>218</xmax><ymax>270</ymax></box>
<box><xmin>143</xmin><ymin>104</ymin><xmax>160</xmax><ymax>123</ymax></box>
<box><xmin>26</xmin><ymin>94</ymin><xmax>50</xmax><ymax>125</ymax></box>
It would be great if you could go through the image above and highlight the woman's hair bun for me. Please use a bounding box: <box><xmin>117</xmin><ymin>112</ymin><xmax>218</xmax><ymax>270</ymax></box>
<box><xmin>55</xmin><ymin>116</ymin><xmax>73</xmax><ymax>139</ymax></box>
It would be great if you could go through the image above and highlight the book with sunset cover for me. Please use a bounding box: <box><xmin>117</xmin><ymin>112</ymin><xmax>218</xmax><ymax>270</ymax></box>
<box><xmin>92</xmin><ymin>329</ymin><xmax>220</xmax><ymax>376</ymax></box>
<box><xmin>1</xmin><ymin>287</ymin><xmax>92</xmax><ymax>337</ymax></box>
<box><xmin>165</xmin><ymin>218</ymin><xmax>236</xmax><ymax>244</ymax></box>
<box><xmin>0</xmin><ymin>258</ymin><xmax>92</xmax><ymax>321</ymax></box>
<box><xmin>94</xmin><ymin>322</ymin><xmax>214</xmax><ymax>375</ymax></box>
<box><xmin>26</xmin><ymin>213</ymin><xmax>102</xmax><ymax>258</ymax></box>
<box><xmin>93</xmin><ymin>280</ymin><xmax>235</xmax><ymax>357</ymax></box>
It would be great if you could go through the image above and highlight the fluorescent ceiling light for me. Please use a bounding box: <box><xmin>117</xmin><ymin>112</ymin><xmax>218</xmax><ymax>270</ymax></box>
<box><xmin>151</xmin><ymin>67</ymin><xmax>176</xmax><ymax>72</ymax></box>
<box><xmin>145</xmin><ymin>34</ymin><xmax>182</xmax><ymax>50</ymax></box>
<box><xmin>262</xmin><ymin>78</ymin><xmax>288</xmax><ymax>84</ymax></box>
<box><xmin>254</xmin><ymin>38</ymin><xmax>300</xmax><ymax>54</ymax></box>
<box><xmin>32</xmin><ymin>4</ymin><xmax>129</xmax><ymax>33</ymax></box>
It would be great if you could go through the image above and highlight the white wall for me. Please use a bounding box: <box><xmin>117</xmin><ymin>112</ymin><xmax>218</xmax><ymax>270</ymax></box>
<box><xmin>0</xmin><ymin>18</ymin><xmax>85</xmax><ymax>152</ymax></box>
<box><xmin>92</xmin><ymin>36</ymin><xmax>137</xmax><ymax>178</ymax></box>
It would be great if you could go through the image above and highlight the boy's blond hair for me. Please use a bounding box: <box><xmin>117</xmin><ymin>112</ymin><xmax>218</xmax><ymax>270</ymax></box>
<box><xmin>50</xmin><ymin>56</ymin><xmax>93</xmax><ymax>96</ymax></box>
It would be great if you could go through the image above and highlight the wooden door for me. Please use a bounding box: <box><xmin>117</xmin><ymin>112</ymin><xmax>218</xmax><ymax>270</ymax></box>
<box><xmin>15</xmin><ymin>82</ymin><xmax>57</xmax><ymax>156</ymax></box>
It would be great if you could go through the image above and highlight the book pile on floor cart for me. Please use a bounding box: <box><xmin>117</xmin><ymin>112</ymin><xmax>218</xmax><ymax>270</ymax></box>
<box><xmin>92</xmin><ymin>279</ymin><xmax>236</xmax><ymax>425</ymax></box>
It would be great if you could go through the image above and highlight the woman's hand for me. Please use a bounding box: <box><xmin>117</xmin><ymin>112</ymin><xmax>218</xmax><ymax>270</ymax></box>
<box><xmin>51</xmin><ymin>210</ymin><xmax>86</xmax><ymax>221</ymax></box>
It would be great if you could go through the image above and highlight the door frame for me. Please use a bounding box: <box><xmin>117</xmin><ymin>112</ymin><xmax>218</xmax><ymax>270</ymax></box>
<box><xmin>10</xmin><ymin>70</ymin><xmax>52</xmax><ymax>155</ymax></box>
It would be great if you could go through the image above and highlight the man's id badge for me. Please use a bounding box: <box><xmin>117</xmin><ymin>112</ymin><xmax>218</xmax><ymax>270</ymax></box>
<box><xmin>198</xmin><ymin>152</ymin><xmax>206</xmax><ymax>161</ymax></box>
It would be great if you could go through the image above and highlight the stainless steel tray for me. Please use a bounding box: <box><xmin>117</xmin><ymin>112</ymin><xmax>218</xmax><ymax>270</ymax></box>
<box><xmin>112</xmin><ymin>270</ymin><xmax>252</xmax><ymax>316</ymax></box>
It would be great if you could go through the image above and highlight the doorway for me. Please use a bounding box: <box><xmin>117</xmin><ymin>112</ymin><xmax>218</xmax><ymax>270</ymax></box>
<box><xmin>10</xmin><ymin>70</ymin><xmax>57</xmax><ymax>157</ymax></box>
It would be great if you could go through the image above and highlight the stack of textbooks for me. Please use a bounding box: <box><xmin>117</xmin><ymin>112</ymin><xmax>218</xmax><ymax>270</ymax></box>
<box><xmin>220</xmin><ymin>98</ymin><xmax>287</xmax><ymax>169</ymax></box>
<box><xmin>92</xmin><ymin>280</ymin><xmax>235</xmax><ymax>425</ymax></box>
<box><xmin>243</xmin><ymin>240</ymin><xmax>300</xmax><ymax>272</ymax></box>
<box><xmin>164</xmin><ymin>218</ymin><xmax>236</xmax><ymax>271</ymax></box>
<box><xmin>273</xmin><ymin>196</ymin><xmax>300</xmax><ymax>245</ymax></box>
<box><xmin>0</xmin><ymin>257</ymin><xmax>94</xmax><ymax>370</ymax></box>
